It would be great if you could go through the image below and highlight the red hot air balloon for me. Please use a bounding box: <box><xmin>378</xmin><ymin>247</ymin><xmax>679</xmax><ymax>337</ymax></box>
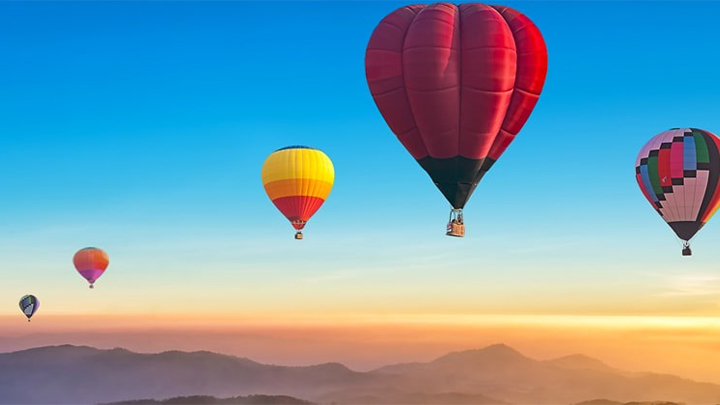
<box><xmin>73</xmin><ymin>247</ymin><xmax>109</xmax><ymax>289</ymax></box>
<box><xmin>365</xmin><ymin>3</ymin><xmax>547</xmax><ymax>236</ymax></box>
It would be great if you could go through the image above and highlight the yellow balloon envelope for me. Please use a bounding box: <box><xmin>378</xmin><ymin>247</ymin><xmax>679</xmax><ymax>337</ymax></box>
<box><xmin>261</xmin><ymin>146</ymin><xmax>334</xmax><ymax>239</ymax></box>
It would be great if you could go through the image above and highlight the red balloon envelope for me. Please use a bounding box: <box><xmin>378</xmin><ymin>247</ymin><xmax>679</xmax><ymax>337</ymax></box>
<box><xmin>365</xmin><ymin>3</ymin><xmax>547</xmax><ymax>226</ymax></box>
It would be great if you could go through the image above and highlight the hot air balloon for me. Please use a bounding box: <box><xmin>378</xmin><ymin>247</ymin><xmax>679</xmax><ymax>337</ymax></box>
<box><xmin>636</xmin><ymin>128</ymin><xmax>720</xmax><ymax>256</ymax></box>
<box><xmin>73</xmin><ymin>247</ymin><xmax>109</xmax><ymax>288</ymax></box>
<box><xmin>365</xmin><ymin>3</ymin><xmax>547</xmax><ymax>237</ymax></box>
<box><xmin>19</xmin><ymin>295</ymin><xmax>38</xmax><ymax>322</ymax></box>
<box><xmin>261</xmin><ymin>146</ymin><xmax>334</xmax><ymax>239</ymax></box>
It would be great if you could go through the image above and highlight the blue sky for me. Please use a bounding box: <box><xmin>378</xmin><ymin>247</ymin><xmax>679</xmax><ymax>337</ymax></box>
<box><xmin>1</xmin><ymin>1</ymin><xmax>720</xmax><ymax>317</ymax></box>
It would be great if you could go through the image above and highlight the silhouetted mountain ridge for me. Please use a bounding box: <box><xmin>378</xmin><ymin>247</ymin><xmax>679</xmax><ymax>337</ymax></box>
<box><xmin>575</xmin><ymin>401</ymin><xmax>685</xmax><ymax>405</ymax></box>
<box><xmin>104</xmin><ymin>394</ymin><xmax>313</xmax><ymax>405</ymax></box>
<box><xmin>432</xmin><ymin>343</ymin><xmax>534</xmax><ymax>368</ymax></box>
<box><xmin>1</xmin><ymin>344</ymin><xmax>719</xmax><ymax>405</ymax></box>
<box><xmin>545</xmin><ymin>353</ymin><xmax>617</xmax><ymax>372</ymax></box>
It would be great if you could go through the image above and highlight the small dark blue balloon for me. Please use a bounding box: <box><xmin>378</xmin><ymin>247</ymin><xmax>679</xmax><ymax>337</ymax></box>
<box><xmin>19</xmin><ymin>295</ymin><xmax>39</xmax><ymax>321</ymax></box>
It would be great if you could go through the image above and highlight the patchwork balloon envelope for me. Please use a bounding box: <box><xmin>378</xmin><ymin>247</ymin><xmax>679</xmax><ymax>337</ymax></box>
<box><xmin>365</xmin><ymin>3</ymin><xmax>547</xmax><ymax>235</ymax></box>
<box><xmin>635</xmin><ymin>128</ymin><xmax>720</xmax><ymax>255</ymax></box>
<box><xmin>19</xmin><ymin>294</ymin><xmax>39</xmax><ymax>322</ymax></box>
<box><xmin>261</xmin><ymin>146</ymin><xmax>334</xmax><ymax>239</ymax></box>
<box><xmin>73</xmin><ymin>247</ymin><xmax>109</xmax><ymax>288</ymax></box>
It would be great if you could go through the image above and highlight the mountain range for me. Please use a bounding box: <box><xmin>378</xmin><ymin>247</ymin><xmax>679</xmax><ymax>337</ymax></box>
<box><xmin>1</xmin><ymin>343</ymin><xmax>719</xmax><ymax>404</ymax></box>
<box><xmin>104</xmin><ymin>394</ymin><xmax>313</xmax><ymax>404</ymax></box>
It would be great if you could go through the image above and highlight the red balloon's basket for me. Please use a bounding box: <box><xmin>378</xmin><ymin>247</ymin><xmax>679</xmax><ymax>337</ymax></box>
<box><xmin>446</xmin><ymin>209</ymin><xmax>465</xmax><ymax>237</ymax></box>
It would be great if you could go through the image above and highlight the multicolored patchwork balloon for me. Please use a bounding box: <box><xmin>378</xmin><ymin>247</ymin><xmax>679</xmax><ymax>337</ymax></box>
<box><xmin>635</xmin><ymin>128</ymin><xmax>720</xmax><ymax>255</ymax></box>
<box><xmin>73</xmin><ymin>247</ymin><xmax>109</xmax><ymax>288</ymax></box>
<box><xmin>19</xmin><ymin>294</ymin><xmax>39</xmax><ymax>322</ymax></box>
<box><xmin>261</xmin><ymin>146</ymin><xmax>334</xmax><ymax>240</ymax></box>
<box><xmin>365</xmin><ymin>3</ymin><xmax>547</xmax><ymax>235</ymax></box>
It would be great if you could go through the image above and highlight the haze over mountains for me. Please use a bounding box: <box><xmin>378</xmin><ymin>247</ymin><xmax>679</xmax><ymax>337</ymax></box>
<box><xmin>1</xmin><ymin>343</ymin><xmax>719</xmax><ymax>405</ymax></box>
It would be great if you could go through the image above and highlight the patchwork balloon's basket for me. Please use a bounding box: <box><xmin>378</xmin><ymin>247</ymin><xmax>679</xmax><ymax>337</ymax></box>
<box><xmin>446</xmin><ymin>209</ymin><xmax>465</xmax><ymax>237</ymax></box>
<box><xmin>294</xmin><ymin>231</ymin><xmax>303</xmax><ymax>240</ymax></box>
<box><xmin>682</xmin><ymin>242</ymin><xmax>692</xmax><ymax>256</ymax></box>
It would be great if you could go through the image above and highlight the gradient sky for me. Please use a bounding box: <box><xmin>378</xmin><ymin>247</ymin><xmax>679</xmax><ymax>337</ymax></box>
<box><xmin>2</xmin><ymin>0</ymin><xmax>720</xmax><ymax>384</ymax></box>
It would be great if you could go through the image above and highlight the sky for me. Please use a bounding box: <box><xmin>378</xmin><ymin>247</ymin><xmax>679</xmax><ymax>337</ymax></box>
<box><xmin>2</xmin><ymin>0</ymin><xmax>720</xmax><ymax>384</ymax></box>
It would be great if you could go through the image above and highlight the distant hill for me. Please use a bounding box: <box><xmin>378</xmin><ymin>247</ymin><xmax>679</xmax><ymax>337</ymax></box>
<box><xmin>0</xmin><ymin>345</ymin><xmax>369</xmax><ymax>404</ymax></box>
<box><xmin>575</xmin><ymin>400</ymin><xmax>686</xmax><ymax>405</ymax></box>
<box><xmin>545</xmin><ymin>354</ymin><xmax>618</xmax><ymax>373</ymax></box>
<box><xmin>575</xmin><ymin>400</ymin><xmax>624</xmax><ymax>405</ymax></box>
<box><xmin>1</xmin><ymin>343</ymin><xmax>719</xmax><ymax>404</ymax></box>
<box><xmin>104</xmin><ymin>394</ymin><xmax>313</xmax><ymax>404</ymax></box>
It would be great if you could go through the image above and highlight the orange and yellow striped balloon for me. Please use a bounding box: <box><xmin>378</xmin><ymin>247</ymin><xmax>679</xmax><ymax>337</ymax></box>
<box><xmin>261</xmin><ymin>146</ymin><xmax>334</xmax><ymax>238</ymax></box>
